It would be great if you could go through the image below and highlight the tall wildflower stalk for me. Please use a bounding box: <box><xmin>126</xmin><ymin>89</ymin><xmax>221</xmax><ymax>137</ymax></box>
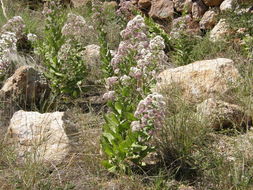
<box><xmin>100</xmin><ymin>15</ymin><xmax>167</xmax><ymax>173</ymax></box>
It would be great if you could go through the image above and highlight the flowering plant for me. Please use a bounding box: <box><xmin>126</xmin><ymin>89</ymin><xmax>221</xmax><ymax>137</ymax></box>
<box><xmin>0</xmin><ymin>32</ymin><xmax>17</xmax><ymax>81</ymax></box>
<box><xmin>0</xmin><ymin>16</ymin><xmax>25</xmax><ymax>83</ymax></box>
<box><xmin>36</xmin><ymin>1</ymin><xmax>87</xmax><ymax>97</ymax></box>
<box><xmin>101</xmin><ymin>15</ymin><xmax>167</xmax><ymax>173</ymax></box>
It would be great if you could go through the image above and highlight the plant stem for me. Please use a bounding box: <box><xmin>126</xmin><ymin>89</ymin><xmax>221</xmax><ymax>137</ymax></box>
<box><xmin>1</xmin><ymin>0</ymin><xmax>8</xmax><ymax>19</ymax></box>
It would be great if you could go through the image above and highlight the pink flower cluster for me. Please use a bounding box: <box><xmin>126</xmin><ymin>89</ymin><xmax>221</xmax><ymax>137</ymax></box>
<box><xmin>1</xmin><ymin>16</ymin><xmax>25</xmax><ymax>40</ymax></box>
<box><xmin>103</xmin><ymin>15</ymin><xmax>168</xmax><ymax>101</ymax></box>
<box><xmin>112</xmin><ymin>15</ymin><xmax>167</xmax><ymax>73</ymax></box>
<box><xmin>62</xmin><ymin>13</ymin><xmax>92</xmax><ymax>38</ymax></box>
<box><xmin>116</xmin><ymin>0</ymin><xmax>138</xmax><ymax>19</ymax></box>
<box><xmin>102</xmin><ymin>90</ymin><xmax>115</xmax><ymax>101</ymax></box>
<box><xmin>131</xmin><ymin>93</ymin><xmax>166</xmax><ymax>132</ymax></box>
<box><xmin>42</xmin><ymin>0</ymin><xmax>58</xmax><ymax>15</ymax></box>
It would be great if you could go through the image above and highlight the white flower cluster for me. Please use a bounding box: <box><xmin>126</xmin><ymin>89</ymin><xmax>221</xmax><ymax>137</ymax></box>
<box><xmin>1</xmin><ymin>16</ymin><xmax>25</xmax><ymax>39</ymax></box>
<box><xmin>0</xmin><ymin>32</ymin><xmax>17</xmax><ymax>74</ymax></box>
<box><xmin>57</xmin><ymin>41</ymin><xmax>72</xmax><ymax>61</ymax></box>
<box><xmin>131</xmin><ymin>93</ymin><xmax>166</xmax><ymax>132</ymax></box>
<box><xmin>27</xmin><ymin>33</ymin><xmax>37</xmax><ymax>42</ymax></box>
<box><xmin>103</xmin><ymin>15</ymin><xmax>168</xmax><ymax>100</ymax></box>
<box><xmin>62</xmin><ymin>13</ymin><xmax>93</xmax><ymax>39</ymax></box>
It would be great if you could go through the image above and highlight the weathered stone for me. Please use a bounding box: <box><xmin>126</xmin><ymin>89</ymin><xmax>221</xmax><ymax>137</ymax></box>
<box><xmin>173</xmin><ymin>0</ymin><xmax>192</xmax><ymax>13</ymax></box>
<box><xmin>81</xmin><ymin>44</ymin><xmax>101</xmax><ymax>77</ymax></box>
<box><xmin>71</xmin><ymin>0</ymin><xmax>86</xmax><ymax>7</ymax></box>
<box><xmin>83</xmin><ymin>44</ymin><xmax>100</xmax><ymax>66</ymax></box>
<box><xmin>138</xmin><ymin>0</ymin><xmax>152</xmax><ymax>9</ymax></box>
<box><xmin>149</xmin><ymin>0</ymin><xmax>174</xmax><ymax>20</ymax></box>
<box><xmin>197</xmin><ymin>98</ymin><xmax>251</xmax><ymax>130</ymax></box>
<box><xmin>8</xmin><ymin>110</ymin><xmax>76</xmax><ymax>165</ymax></box>
<box><xmin>192</xmin><ymin>0</ymin><xmax>208</xmax><ymax>20</ymax></box>
<box><xmin>173</xmin><ymin>0</ymin><xmax>186</xmax><ymax>12</ymax></box>
<box><xmin>220</xmin><ymin>0</ymin><xmax>236</xmax><ymax>11</ymax></box>
<box><xmin>0</xmin><ymin>66</ymin><xmax>49</xmax><ymax>105</ymax></box>
<box><xmin>202</xmin><ymin>0</ymin><xmax>224</xmax><ymax>6</ymax></box>
<box><xmin>157</xmin><ymin>58</ymin><xmax>240</xmax><ymax>103</ymax></box>
<box><xmin>210</xmin><ymin>19</ymin><xmax>231</xmax><ymax>42</ymax></box>
<box><xmin>199</xmin><ymin>10</ymin><xmax>217</xmax><ymax>29</ymax></box>
<box><xmin>184</xmin><ymin>0</ymin><xmax>193</xmax><ymax>12</ymax></box>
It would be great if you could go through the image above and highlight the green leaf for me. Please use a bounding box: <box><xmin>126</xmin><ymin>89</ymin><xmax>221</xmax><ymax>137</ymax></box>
<box><xmin>108</xmin><ymin>166</ymin><xmax>117</xmax><ymax>173</ymax></box>
<box><xmin>114</xmin><ymin>102</ymin><xmax>123</xmax><ymax>115</ymax></box>
<box><xmin>124</xmin><ymin>112</ymin><xmax>136</xmax><ymax>121</ymax></box>
<box><xmin>101</xmin><ymin>139</ymin><xmax>114</xmax><ymax>156</ymax></box>
<box><xmin>104</xmin><ymin>113</ymin><xmax>119</xmax><ymax>133</ymax></box>
<box><xmin>102</xmin><ymin>160</ymin><xmax>113</xmax><ymax>169</ymax></box>
<box><xmin>131</xmin><ymin>143</ymin><xmax>148</xmax><ymax>152</ymax></box>
<box><xmin>102</xmin><ymin>132</ymin><xmax>115</xmax><ymax>144</ymax></box>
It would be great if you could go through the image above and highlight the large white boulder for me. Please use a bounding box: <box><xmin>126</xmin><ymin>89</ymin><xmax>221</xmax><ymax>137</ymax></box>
<box><xmin>8</xmin><ymin>110</ymin><xmax>76</xmax><ymax>165</ymax></box>
<box><xmin>157</xmin><ymin>58</ymin><xmax>240</xmax><ymax>103</ymax></box>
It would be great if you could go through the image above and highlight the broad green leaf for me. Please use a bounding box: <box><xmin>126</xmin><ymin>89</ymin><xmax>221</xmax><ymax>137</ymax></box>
<box><xmin>114</xmin><ymin>102</ymin><xmax>122</xmax><ymax>115</ymax></box>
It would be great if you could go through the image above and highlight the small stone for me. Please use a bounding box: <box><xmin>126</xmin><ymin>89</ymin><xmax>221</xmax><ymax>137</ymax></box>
<box><xmin>210</xmin><ymin>19</ymin><xmax>231</xmax><ymax>42</ymax></box>
<box><xmin>220</xmin><ymin>0</ymin><xmax>236</xmax><ymax>11</ymax></box>
<box><xmin>192</xmin><ymin>0</ymin><xmax>208</xmax><ymax>20</ymax></box>
<box><xmin>199</xmin><ymin>10</ymin><xmax>217</xmax><ymax>30</ymax></box>
<box><xmin>149</xmin><ymin>0</ymin><xmax>174</xmax><ymax>20</ymax></box>
<box><xmin>138</xmin><ymin>0</ymin><xmax>152</xmax><ymax>9</ymax></box>
<box><xmin>173</xmin><ymin>0</ymin><xmax>188</xmax><ymax>12</ymax></box>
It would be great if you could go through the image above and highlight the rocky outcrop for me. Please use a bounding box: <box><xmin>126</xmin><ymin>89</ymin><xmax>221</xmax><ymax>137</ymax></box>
<box><xmin>0</xmin><ymin>66</ymin><xmax>49</xmax><ymax>106</ymax></box>
<box><xmin>210</xmin><ymin>19</ymin><xmax>231</xmax><ymax>42</ymax></box>
<box><xmin>157</xmin><ymin>58</ymin><xmax>240</xmax><ymax>103</ymax></box>
<box><xmin>7</xmin><ymin>110</ymin><xmax>76</xmax><ymax>165</ymax></box>
<box><xmin>149</xmin><ymin>0</ymin><xmax>174</xmax><ymax>20</ymax></box>
<box><xmin>197</xmin><ymin>98</ymin><xmax>251</xmax><ymax>130</ymax></box>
